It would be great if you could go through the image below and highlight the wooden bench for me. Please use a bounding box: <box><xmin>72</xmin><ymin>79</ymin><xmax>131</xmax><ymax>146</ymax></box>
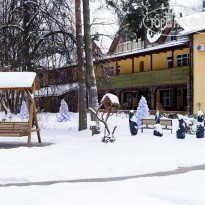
<box><xmin>0</xmin><ymin>122</ymin><xmax>30</xmax><ymax>137</ymax></box>
<box><xmin>141</xmin><ymin>119</ymin><xmax>172</xmax><ymax>133</ymax></box>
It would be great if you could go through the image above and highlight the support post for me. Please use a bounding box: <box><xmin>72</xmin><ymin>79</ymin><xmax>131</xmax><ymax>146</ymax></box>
<box><xmin>26</xmin><ymin>88</ymin><xmax>41</xmax><ymax>144</ymax></box>
<box><xmin>28</xmin><ymin>87</ymin><xmax>34</xmax><ymax>147</ymax></box>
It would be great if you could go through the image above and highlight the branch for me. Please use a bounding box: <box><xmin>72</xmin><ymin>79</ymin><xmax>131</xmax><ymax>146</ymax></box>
<box><xmin>0</xmin><ymin>25</ymin><xmax>24</xmax><ymax>32</ymax></box>
<box><xmin>32</xmin><ymin>30</ymin><xmax>76</xmax><ymax>56</ymax></box>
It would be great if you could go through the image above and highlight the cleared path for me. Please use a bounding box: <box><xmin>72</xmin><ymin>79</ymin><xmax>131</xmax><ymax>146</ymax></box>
<box><xmin>1</xmin><ymin>164</ymin><xmax>205</xmax><ymax>187</ymax></box>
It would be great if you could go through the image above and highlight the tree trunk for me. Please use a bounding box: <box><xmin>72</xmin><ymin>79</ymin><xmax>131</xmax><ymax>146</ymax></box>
<box><xmin>75</xmin><ymin>0</ymin><xmax>87</xmax><ymax>131</ymax></box>
<box><xmin>83</xmin><ymin>0</ymin><xmax>100</xmax><ymax>133</ymax></box>
<box><xmin>188</xmin><ymin>34</ymin><xmax>193</xmax><ymax>115</ymax></box>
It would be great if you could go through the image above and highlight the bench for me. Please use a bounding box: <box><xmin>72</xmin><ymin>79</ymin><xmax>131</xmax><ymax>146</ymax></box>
<box><xmin>0</xmin><ymin>122</ymin><xmax>30</xmax><ymax>137</ymax></box>
<box><xmin>141</xmin><ymin>119</ymin><xmax>172</xmax><ymax>133</ymax></box>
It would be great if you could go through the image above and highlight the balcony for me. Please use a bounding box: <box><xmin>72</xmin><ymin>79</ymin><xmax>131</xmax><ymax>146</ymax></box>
<box><xmin>97</xmin><ymin>66</ymin><xmax>189</xmax><ymax>90</ymax></box>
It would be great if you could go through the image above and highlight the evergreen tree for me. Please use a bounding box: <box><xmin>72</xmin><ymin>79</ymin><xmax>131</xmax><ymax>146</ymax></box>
<box><xmin>59</xmin><ymin>99</ymin><xmax>71</xmax><ymax>122</ymax></box>
<box><xmin>106</xmin><ymin>0</ymin><xmax>169</xmax><ymax>46</ymax></box>
<box><xmin>136</xmin><ymin>96</ymin><xmax>150</xmax><ymax>128</ymax></box>
<box><xmin>18</xmin><ymin>101</ymin><xmax>29</xmax><ymax>120</ymax></box>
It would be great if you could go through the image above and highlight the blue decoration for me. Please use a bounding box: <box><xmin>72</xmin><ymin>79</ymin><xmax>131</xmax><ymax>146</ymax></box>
<box><xmin>196</xmin><ymin>111</ymin><xmax>204</xmax><ymax>138</ymax></box>
<box><xmin>129</xmin><ymin>111</ymin><xmax>138</xmax><ymax>135</ymax></box>
<box><xmin>136</xmin><ymin>96</ymin><xmax>150</xmax><ymax>128</ymax></box>
<box><xmin>58</xmin><ymin>99</ymin><xmax>71</xmax><ymax>122</ymax></box>
<box><xmin>153</xmin><ymin>111</ymin><xmax>163</xmax><ymax>137</ymax></box>
<box><xmin>176</xmin><ymin>117</ymin><xmax>185</xmax><ymax>139</ymax></box>
<box><xmin>18</xmin><ymin>101</ymin><xmax>29</xmax><ymax>120</ymax></box>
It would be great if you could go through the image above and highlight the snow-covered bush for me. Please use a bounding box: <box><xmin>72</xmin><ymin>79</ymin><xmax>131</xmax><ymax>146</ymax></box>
<box><xmin>136</xmin><ymin>96</ymin><xmax>150</xmax><ymax>128</ymax></box>
<box><xmin>58</xmin><ymin>99</ymin><xmax>71</xmax><ymax>122</ymax></box>
<box><xmin>183</xmin><ymin>117</ymin><xmax>196</xmax><ymax>135</ymax></box>
<box><xmin>18</xmin><ymin>101</ymin><xmax>29</xmax><ymax>121</ymax></box>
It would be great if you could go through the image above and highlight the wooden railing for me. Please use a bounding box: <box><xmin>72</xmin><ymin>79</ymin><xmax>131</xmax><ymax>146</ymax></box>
<box><xmin>97</xmin><ymin>66</ymin><xmax>189</xmax><ymax>90</ymax></box>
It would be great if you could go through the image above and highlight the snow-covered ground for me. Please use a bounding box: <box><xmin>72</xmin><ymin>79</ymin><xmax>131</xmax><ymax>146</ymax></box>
<box><xmin>1</xmin><ymin>171</ymin><xmax>205</xmax><ymax>205</ymax></box>
<box><xmin>0</xmin><ymin>112</ymin><xmax>205</xmax><ymax>184</ymax></box>
<box><xmin>1</xmin><ymin>111</ymin><xmax>205</xmax><ymax>204</ymax></box>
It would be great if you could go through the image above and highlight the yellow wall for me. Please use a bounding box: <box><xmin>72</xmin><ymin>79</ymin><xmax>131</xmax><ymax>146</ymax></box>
<box><xmin>118</xmin><ymin>59</ymin><xmax>132</xmax><ymax>74</ymax></box>
<box><xmin>97</xmin><ymin>48</ymin><xmax>190</xmax><ymax>76</ymax></box>
<box><xmin>193</xmin><ymin>32</ymin><xmax>205</xmax><ymax>114</ymax></box>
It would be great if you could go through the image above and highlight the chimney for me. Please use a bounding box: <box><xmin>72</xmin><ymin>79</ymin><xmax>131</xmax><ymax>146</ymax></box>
<box><xmin>179</xmin><ymin>13</ymin><xmax>183</xmax><ymax>18</ymax></box>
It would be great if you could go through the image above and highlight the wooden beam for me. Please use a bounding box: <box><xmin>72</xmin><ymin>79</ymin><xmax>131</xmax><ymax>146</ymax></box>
<box><xmin>27</xmin><ymin>86</ymin><xmax>34</xmax><ymax>147</ymax></box>
<box><xmin>132</xmin><ymin>58</ymin><xmax>134</xmax><ymax>73</ymax></box>
<box><xmin>25</xmin><ymin>88</ymin><xmax>41</xmax><ymax>144</ymax></box>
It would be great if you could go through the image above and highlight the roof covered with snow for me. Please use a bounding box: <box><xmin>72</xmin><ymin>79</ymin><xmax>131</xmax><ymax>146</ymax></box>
<box><xmin>106</xmin><ymin>39</ymin><xmax>189</xmax><ymax>60</ymax></box>
<box><xmin>176</xmin><ymin>12</ymin><xmax>205</xmax><ymax>35</ymax></box>
<box><xmin>36</xmin><ymin>83</ymin><xmax>78</xmax><ymax>97</ymax></box>
<box><xmin>0</xmin><ymin>72</ymin><xmax>37</xmax><ymax>89</ymax></box>
<box><xmin>101</xmin><ymin>93</ymin><xmax>120</xmax><ymax>106</ymax></box>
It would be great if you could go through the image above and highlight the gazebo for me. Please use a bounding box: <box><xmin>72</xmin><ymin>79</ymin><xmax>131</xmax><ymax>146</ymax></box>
<box><xmin>0</xmin><ymin>72</ymin><xmax>41</xmax><ymax>147</ymax></box>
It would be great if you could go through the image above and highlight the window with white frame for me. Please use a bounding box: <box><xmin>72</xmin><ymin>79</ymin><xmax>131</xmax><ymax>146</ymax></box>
<box><xmin>177</xmin><ymin>54</ymin><xmax>189</xmax><ymax>67</ymax></box>
<box><xmin>132</xmin><ymin>40</ymin><xmax>137</xmax><ymax>50</ymax></box>
<box><xmin>171</xmin><ymin>30</ymin><xmax>176</xmax><ymax>41</ymax></box>
<box><xmin>160</xmin><ymin>90</ymin><xmax>171</xmax><ymax>107</ymax></box>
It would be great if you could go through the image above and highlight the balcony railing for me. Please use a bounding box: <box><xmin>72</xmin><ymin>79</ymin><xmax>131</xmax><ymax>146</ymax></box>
<box><xmin>97</xmin><ymin>66</ymin><xmax>189</xmax><ymax>90</ymax></box>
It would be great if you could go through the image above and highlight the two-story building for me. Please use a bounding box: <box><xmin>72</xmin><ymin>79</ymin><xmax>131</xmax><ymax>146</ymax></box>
<box><xmin>37</xmin><ymin>10</ymin><xmax>205</xmax><ymax>115</ymax></box>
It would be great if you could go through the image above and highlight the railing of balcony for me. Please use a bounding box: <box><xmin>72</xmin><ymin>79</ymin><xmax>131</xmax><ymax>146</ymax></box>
<box><xmin>97</xmin><ymin>66</ymin><xmax>189</xmax><ymax>90</ymax></box>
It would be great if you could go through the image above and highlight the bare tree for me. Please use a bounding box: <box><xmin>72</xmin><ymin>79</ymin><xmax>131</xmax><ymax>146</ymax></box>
<box><xmin>75</xmin><ymin>0</ymin><xmax>87</xmax><ymax>130</ymax></box>
<box><xmin>83</xmin><ymin>0</ymin><xmax>100</xmax><ymax>134</ymax></box>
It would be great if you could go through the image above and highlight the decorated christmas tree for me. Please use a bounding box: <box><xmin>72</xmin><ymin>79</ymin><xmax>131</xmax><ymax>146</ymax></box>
<box><xmin>58</xmin><ymin>99</ymin><xmax>71</xmax><ymax>122</ymax></box>
<box><xmin>136</xmin><ymin>96</ymin><xmax>150</xmax><ymax>128</ymax></box>
<box><xmin>18</xmin><ymin>101</ymin><xmax>29</xmax><ymax>120</ymax></box>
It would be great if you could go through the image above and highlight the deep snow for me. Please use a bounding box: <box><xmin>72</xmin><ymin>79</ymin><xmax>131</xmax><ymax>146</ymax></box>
<box><xmin>0</xmin><ymin>112</ymin><xmax>205</xmax><ymax>185</ymax></box>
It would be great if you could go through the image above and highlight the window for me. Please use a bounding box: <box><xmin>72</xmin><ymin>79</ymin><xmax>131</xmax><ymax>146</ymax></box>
<box><xmin>160</xmin><ymin>90</ymin><xmax>171</xmax><ymax>107</ymax></box>
<box><xmin>127</xmin><ymin>42</ymin><xmax>131</xmax><ymax>51</ymax></box>
<box><xmin>137</xmin><ymin>40</ymin><xmax>142</xmax><ymax>49</ymax></box>
<box><xmin>203</xmin><ymin>0</ymin><xmax>205</xmax><ymax>11</ymax></box>
<box><xmin>124</xmin><ymin>93</ymin><xmax>132</xmax><ymax>108</ymax></box>
<box><xmin>104</xmin><ymin>67</ymin><xmax>114</xmax><ymax>76</ymax></box>
<box><xmin>177</xmin><ymin>54</ymin><xmax>189</xmax><ymax>67</ymax></box>
<box><xmin>132</xmin><ymin>40</ymin><xmax>137</xmax><ymax>50</ymax></box>
<box><xmin>167</xmin><ymin>57</ymin><xmax>173</xmax><ymax>68</ymax></box>
<box><xmin>171</xmin><ymin>30</ymin><xmax>176</xmax><ymax>41</ymax></box>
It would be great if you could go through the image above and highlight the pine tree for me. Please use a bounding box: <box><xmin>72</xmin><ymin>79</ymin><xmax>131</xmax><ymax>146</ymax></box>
<box><xmin>106</xmin><ymin>0</ymin><xmax>169</xmax><ymax>47</ymax></box>
<box><xmin>59</xmin><ymin>99</ymin><xmax>71</xmax><ymax>122</ymax></box>
<box><xmin>136</xmin><ymin>96</ymin><xmax>150</xmax><ymax>128</ymax></box>
<box><xmin>18</xmin><ymin>101</ymin><xmax>29</xmax><ymax>120</ymax></box>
